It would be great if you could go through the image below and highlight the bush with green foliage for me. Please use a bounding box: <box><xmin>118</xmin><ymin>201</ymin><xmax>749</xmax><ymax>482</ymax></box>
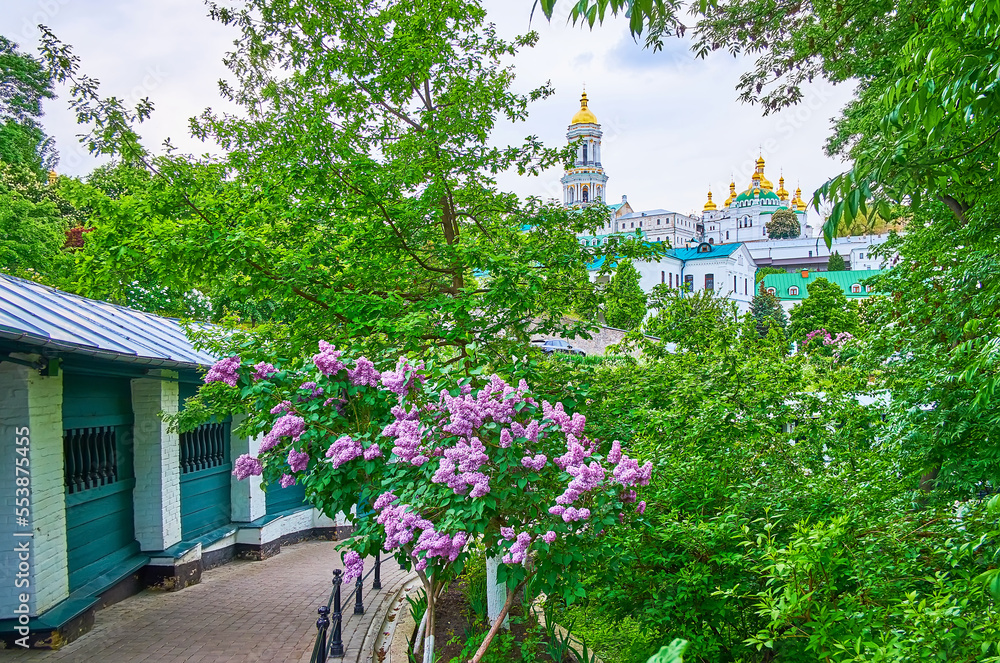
<box><xmin>827</xmin><ymin>251</ymin><xmax>847</xmax><ymax>271</ymax></box>
<box><xmin>604</xmin><ymin>258</ymin><xmax>647</xmax><ymax>331</ymax></box>
<box><xmin>749</xmin><ymin>282</ymin><xmax>788</xmax><ymax>339</ymax></box>
<box><xmin>788</xmin><ymin>277</ymin><xmax>860</xmax><ymax>342</ymax></box>
<box><xmin>766</xmin><ymin>208</ymin><xmax>801</xmax><ymax>239</ymax></box>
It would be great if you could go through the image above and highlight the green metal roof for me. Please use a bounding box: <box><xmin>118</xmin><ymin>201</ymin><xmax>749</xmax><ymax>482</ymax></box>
<box><xmin>762</xmin><ymin>269</ymin><xmax>885</xmax><ymax>300</ymax></box>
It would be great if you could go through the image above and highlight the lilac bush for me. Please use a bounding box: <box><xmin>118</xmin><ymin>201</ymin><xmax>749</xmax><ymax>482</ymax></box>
<box><xmin>200</xmin><ymin>344</ymin><xmax>652</xmax><ymax>661</ymax></box>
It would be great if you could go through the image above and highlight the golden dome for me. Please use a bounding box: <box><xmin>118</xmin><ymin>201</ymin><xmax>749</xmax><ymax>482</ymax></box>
<box><xmin>750</xmin><ymin>156</ymin><xmax>773</xmax><ymax>192</ymax></box>
<box><xmin>48</xmin><ymin>170</ymin><xmax>58</xmax><ymax>186</ymax></box>
<box><xmin>776</xmin><ymin>176</ymin><xmax>789</xmax><ymax>200</ymax></box>
<box><xmin>793</xmin><ymin>186</ymin><xmax>807</xmax><ymax>211</ymax></box>
<box><xmin>571</xmin><ymin>91</ymin><xmax>598</xmax><ymax>125</ymax></box>
<box><xmin>723</xmin><ymin>180</ymin><xmax>737</xmax><ymax>206</ymax></box>
<box><xmin>703</xmin><ymin>189</ymin><xmax>717</xmax><ymax>211</ymax></box>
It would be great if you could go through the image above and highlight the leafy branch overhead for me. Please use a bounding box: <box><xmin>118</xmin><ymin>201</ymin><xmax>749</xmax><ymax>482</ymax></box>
<box><xmin>36</xmin><ymin>1</ymin><xmax>662</xmax><ymax>357</ymax></box>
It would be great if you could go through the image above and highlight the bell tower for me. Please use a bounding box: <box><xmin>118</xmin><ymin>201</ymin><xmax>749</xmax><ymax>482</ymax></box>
<box><xmin>561</xmin><ymin>90</ymin><xmax>608</xmax><ymax>206</ymax></box>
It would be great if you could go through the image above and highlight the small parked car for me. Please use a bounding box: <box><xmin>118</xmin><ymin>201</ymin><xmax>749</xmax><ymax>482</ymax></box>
<box><xmin>535</xmin><ymin>339</ymin><xmax>585</xmax><ymax>356</ymax></box>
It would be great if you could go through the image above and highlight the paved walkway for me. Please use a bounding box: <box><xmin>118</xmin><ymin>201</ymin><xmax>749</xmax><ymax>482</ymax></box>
<box><xmin>6</xmin><ymin>541</ymin><xmax>411</xmax><ymax>663</ymax></box>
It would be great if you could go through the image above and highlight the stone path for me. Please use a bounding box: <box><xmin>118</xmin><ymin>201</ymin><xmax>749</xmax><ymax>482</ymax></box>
<box><xmin>5</xmin><ymin>541</ymin><xmax>412</xmax><ymax>663</ymax></box>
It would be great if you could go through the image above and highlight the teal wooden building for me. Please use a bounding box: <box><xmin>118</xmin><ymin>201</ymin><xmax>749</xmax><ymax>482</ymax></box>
<box><xmin>0</xmin><ymin>275</ymin><xmax>349</xmax><ymax>648</ymax></box>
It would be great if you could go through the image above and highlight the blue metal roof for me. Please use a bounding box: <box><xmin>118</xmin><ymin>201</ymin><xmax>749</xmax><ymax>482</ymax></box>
<box><xmin>587</xmin><ymin>242</ymin><xmax>745</xmax><ymax>271</ymax></box>
<box><xmin>665</xmin><ymin>243</ymin><xmax>744</xmax><ymax>261</ymax></box>
<box><xmin>0</xmin><ymin>274</ymin><xmax>217</xmax><ymax>368</ymax></box>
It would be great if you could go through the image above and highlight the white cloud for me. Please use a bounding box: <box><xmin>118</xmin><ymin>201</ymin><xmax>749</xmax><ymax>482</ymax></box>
<box><xmin>1</xmin><ymin>0</ymin><xmax>856</xmax><ymax>214</ymax></box>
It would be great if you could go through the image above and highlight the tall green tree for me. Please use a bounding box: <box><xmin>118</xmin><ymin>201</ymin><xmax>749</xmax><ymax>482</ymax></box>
<box><xmin>754</xmin><ymin>266</ymin><xmax>784</xmax><ymax>284</ymax></box>
<box><xmin>788</xmin><ymin>277</ymin><xmax>860</xmax><ymax>342</ymax></box>
<box><xmin>643</xmin><ymin>285</ymin><xmax>739</xmax><ymax>352</ymax></box>
<box><xmin>765</xmin><ymin>208</ymin><xmax>800</xmax><ymax>239</ymax></box>
<box><xmin>749</xmin><ymin>282</ymin><xmax>787</xmax><ymax>339</ymax></box>
<box><xmin>827</xmin><ymin>251</ymin><xmax>846</xmax><ymax>271</ymax></box>
<box><xmin>604</xmin><ymin>258</ymin><xmax>647</xmax><ymax>330</ymax></box>
<box><xmin>41</xmin><ymin>2</ymin><xmax>661</xmax><ymax>355</ymax></box>
<box><xmin>0</xmin><ymin>36</ymin><xmax>56</xmax><ymax>175</ymax></box>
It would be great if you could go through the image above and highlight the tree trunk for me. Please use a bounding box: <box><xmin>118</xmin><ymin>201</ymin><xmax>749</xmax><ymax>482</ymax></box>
<box><xmin>469</xmin><ymin>578</ymin><xmax>526</xmax><ymax>663</ymax></box>
<box><xmin>485</xmin><ymin>555</ymin><xmax>509</xmax><ymax>630</ymax></box>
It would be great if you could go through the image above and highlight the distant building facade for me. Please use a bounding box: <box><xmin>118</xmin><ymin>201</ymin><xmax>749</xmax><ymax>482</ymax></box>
<box><xmin>762</xmin><ymin>269</ymin><xmax>885</xmax><ymax>311</ymax></box>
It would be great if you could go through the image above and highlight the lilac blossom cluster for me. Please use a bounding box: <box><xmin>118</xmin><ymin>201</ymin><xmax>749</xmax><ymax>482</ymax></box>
<box><xmin>382</xmin><ymin>405</ymin><xmax>427</xmax><ymax>465</ymax></box>
<box><xmin>299</xmin><ymin>381</ymin><xmax>324</xmax><ymax>398</ymax></box>
<box><xmin>205</xmin><ymin>356</ymin><xmax>241</xmax><ymax>387</ymax></box>
<box><xmin>313</xmin><ymin>341</ymin><xmax>345</xmax><ymax>376</ymax></box>
<box><xmin>233</xmin><ymin>454</ymin><xmax>263</xmax><ymax>480</ymax></box>
<box><xmin>287</xmin><ymin>448</ymin><xmax>310</xmax><ymax>473</ymax></box>
<box><xmin>252</xmin><ymin>362</ymin><xmax>277</xmax><ymax>381</ymax></box>
<box><xmin>342</xmin><ymin>550</ymin><xmax>364</xmax><ymax>583</ymax></box>
<box><xmin>260</xmin><ymin>414</ymin><xmax>305</xmax><ymax>453</ymax></box>
<box><xmin>348</xmin><ymin>356</ymin><xmax>381</xmax><ymax>387</ymax></box>
<box><xmin>381</xmin><ymin>357</ymin><xmax>426</xmax><ymax>397</ymax></box>
<box><xmin>270</xmin><ymin>400</ymin><xmax>293</xmax><ymax>415</ymax></box>
<box><xmin>433</xmin><ymin>436</ymin><xmax>491</xmax><ymax>497</ymax></box>
<box><xmin>374</xmin><ymin>495</ymin><xmax>467</xmax><ymax>571</ymax></box>
<box><xmin>325</xmin><ymin>435</ymin><xmax>364</xmax><ymax>468</ymax></box>
<box><xmin>502</xmin><ymin>532</ymin><xmax>533</xmax><ymax>564</ymax></box>
<box><xmin>280</xmin><ymin>474</ymin><xmax>297</xmax><ymax>488</ymax></box>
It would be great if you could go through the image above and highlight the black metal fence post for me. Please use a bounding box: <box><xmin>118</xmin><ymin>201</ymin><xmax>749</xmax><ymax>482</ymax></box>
<box><xmin>354</xmin><ymin>574</ymin><xmax>365</xmax><ymax>615</ymax></box>
<box><xmin>329</xmin><ymin>569</ymin><xmax>345</xmax><ymax>658</ymax></box>
<box><xmin>373</xmin><ymin>552</ymin><xmax>382</xmax><ymax>590</ymax></box>
<box><xmin>316</xmin><ymin>605</ymin><xmax>330</xmax><ymax>663</ymax></box>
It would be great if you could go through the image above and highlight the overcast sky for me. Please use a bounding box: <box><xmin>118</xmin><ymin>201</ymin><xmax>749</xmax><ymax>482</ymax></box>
<box><xmin>2</xmin><ymin>0</ymin><xmax>856</xmax><ymax>216</ymax></box>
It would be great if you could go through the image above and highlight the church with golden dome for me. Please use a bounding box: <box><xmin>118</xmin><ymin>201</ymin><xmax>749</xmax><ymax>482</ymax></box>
<box><xmin>699</xmin><ymin>156</ymin><xmax>813</xmax><ymax>244</ymax></box>
<box><xmin>564</xmin><ymin>89</ymin><xmax>891</xmax><ymax>285</ymax></box>
<box><xmin>560</xmin><ymin>90</ymin><xmax>608</xmax><ymax>206</ymax></box>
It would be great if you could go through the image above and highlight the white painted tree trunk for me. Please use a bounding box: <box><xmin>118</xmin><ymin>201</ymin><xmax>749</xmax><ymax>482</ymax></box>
<box><xmin>485</xmin><ymin>555</ymin><xmax>509</xmax><ymax>630</ymax></box>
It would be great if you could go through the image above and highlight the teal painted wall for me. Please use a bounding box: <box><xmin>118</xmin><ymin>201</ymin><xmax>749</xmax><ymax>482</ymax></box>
<box><xmin>62</xmin><ymin>374</ymin><xmax>139</xmax><ymax>593</ymax></box>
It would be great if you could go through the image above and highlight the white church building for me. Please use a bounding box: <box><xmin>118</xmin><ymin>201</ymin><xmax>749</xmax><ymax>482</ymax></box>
<box><xmin>561</xmin><ymin>90</ymin><xmax>894</xmax><ymax>305</ymax></box>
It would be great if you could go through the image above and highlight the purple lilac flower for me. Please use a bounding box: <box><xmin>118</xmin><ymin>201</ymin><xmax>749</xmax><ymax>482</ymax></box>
<box><xmin>381</xmin><ymin>357</ymin><xmax>426</xmax><ymax>397</ymax></box>
<box><xmin>502</xmin><ymin>532</ymin><xmax>533</xmax><ymax>565</ymax></box>
<box><xmin>412</xmin><ymin>529</ymin><xmax>467</xmax><ymax>568</ymax></box>
<box><xmin>500</xmin><ymin>428</ymin><xmax>513</xmax><ymax>448</ymax></box>
<box><xmin>548</xmin><ymin>505</ymin><xmax>566</xmax><ymax>516</ymax></box>
<box><xmin>542</xmin><ymin>531</ymin><xmax>557</xmax><ymax>544</ymax></box>
<box><xmin>260</xmin><ymin>414</ymin><xmax>306</xmax><ymax>453</ymax></box>
<box><xmin>300</xmin><ymin>381</ymin><xmax>324</xmax><ymax>398</ymax></box>
<box><xmin>500</xmin><ymin>527</ymin><xmax>516</xmax><ymax>540</ymax></box>
<box><xmin>252</xmin><ymin>362</ymin><xmax>277</xmax><ymax>381</ymax></box>
<box><xmin>325</xmin><ymin>435</ymin><xmax>363</xmax><ymax>468</ymax></box>
<box><xmin>363</xmin><ymin>443</ymin><xmax>383</xmax><ymax>460</ymax></box>
<box><xmin>382</xmin><ymin>406</ymin><xmax>425</xmax><ymax>464</ymax></box>
<box><xmin>554</xmin><ymin>434</ymin><xmax>590</xmax><ymax>470</ymax></box>
<box><xmin>521</xmin><ymin>454</ymin><xmax>547</xmax><ymax>471</ymax></box>
<box><xmin>313</xmin><ymin>341</ymin><xmax>345</xmax><ymax>376</ymax></box>
<box><xmin>343</xmin><ymin>550</ymin><xmax>364</xmax><ymax>583</ymax></box>
<box><xmin>205</xmin><ymin>356</ymin><xmax>241</xmax><ymax>387</ymax></box>
<box><xmin>612</xmin><ymin>456</ymin><xmax>652</xmax><ymax>487</ymax></box>
<box><xmin>561</xmin><ymin>507</ymin><xmax>591</xmax><ymax>523</ymax></box>
<box><xmin>280</xmin><ymin>474</ymin><xmax>297</xmax><ymax>488</ymax></box>
<box><xmin>377</xmin><ymin>503</ymin><xmax>434</xmax><ymax>551</ymax></box>
<box><xmin>373</xmin><ymin>491</ymin><xmax>397</xmax><ymax>511</ymax></box>
<box><xmin>233</xmin><ymin>454</ymin><xmax>263</xmax><ymax>480</ymax></box>
<box><xmin>524</xmin><ymin>421</ymin><xmax>540</xmax><ymax>443</ymax></box>
<box><xmin>347</xmin><ymin>356</ymin><xmax>381</xmax><ymax>387</ymax></box>
<box><xmin>622</xmin><ymin>489</ymin><xmax>637</xmax><ymax>503</ymax></box>
<box><xmin>270</xmin><ymin>400</ymin><xmax>293</xmax><ymax>415</ymax></box>
<box><xmin>636</xmin><ymin>501</ymin><xmax>647</xmax><ymax>515</ymax></box>
<box><xmin>287</xmin><ymin>448</ymin><xmax>310</xmax><ymax>473</ymax></box>
<box><xmin>607</xmin><ymin>440</ymin><xmax>622</xmax><ymax>465</ymax></box>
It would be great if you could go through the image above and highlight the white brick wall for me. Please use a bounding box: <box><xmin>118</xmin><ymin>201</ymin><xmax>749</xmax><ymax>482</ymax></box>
<box><xmin>27</xmin><ymin>367</ymin><xmax>69</xmax><ymax>614</ymax></box>
<box><xmin>0</xmin><ymin>361</ymin><xmax>32</xmax><ymax>615</ymax></box>
<box><xmin>131</xmin><ymin>372</ymin><xmax>181</xmax><ymax>551</ymax></box>
<box><xmin>0</xmin><ymin>359</ymin><xmax>70</xmax><ymax>616</ymax></box>
<box><xmin>230</xmin><ymin>416</ymin><xmax>267</xmax><ymax>523</ymax></box>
